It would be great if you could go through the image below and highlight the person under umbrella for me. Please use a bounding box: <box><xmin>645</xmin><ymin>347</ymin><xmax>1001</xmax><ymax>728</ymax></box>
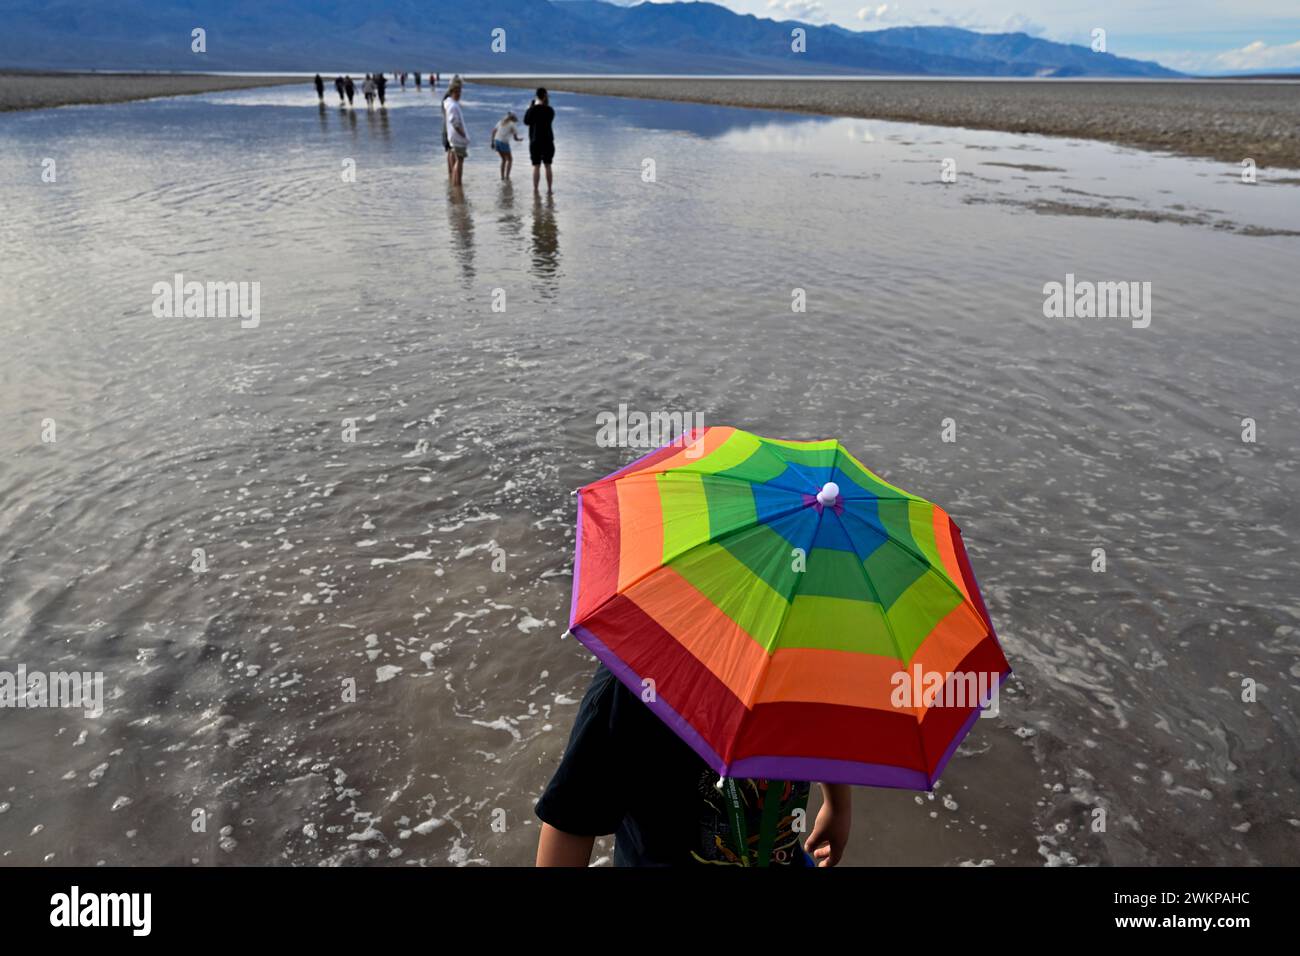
<box><xmin>536</xmin><ymin>426</ymin><xmax>1010</xmax><ymax>866</ymax></box>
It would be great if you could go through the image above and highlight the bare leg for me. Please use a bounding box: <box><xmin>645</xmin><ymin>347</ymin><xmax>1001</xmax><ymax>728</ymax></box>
<box><xmin>544</xmin><ymin>163</ymin><xmax>553</xmax><ymax>194</ymax></box>
<box><xmin>532</xmin><ymin>164</ymin><xmax>541</xmax><ymax>193</ymax></box>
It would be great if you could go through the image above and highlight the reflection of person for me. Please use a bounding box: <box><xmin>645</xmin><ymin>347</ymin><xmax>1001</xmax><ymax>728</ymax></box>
<box><xmin>530</xmin><ymin>192</ymin><xmax>560</xmax><ymax>284</ymax></box>
<box><xmin>490</xmin><ymin>112</ymin><xmax>523</xmax><ymax>181</ymax></box>
<box><xmin>447</xmin><ymin>182</ymin><xmax>475</xmax><ymax>285</ymax></box>
<box><xmin>314</xmin><ymin>73</ymin><xmax>324</xmax><ymax>100</ymax></box>
<box><xmin>534</xmin><ymin>663</ymin><xmax>852</xmax><ymax>866</ymax></box>
<box><xmin>524</xmin><ymin>88</ymin><xmax>556</xmax><ymax>195</ymax></box>
<box><xmin>443</xmin><ymin>76</ymin><xmax>469</xmax><ymax>186</ymax></box>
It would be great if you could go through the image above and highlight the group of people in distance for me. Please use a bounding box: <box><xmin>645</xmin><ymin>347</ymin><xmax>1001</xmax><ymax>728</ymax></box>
<box><xmin>311</xmin><ymin>72</ymin><xmax>556</xmax><ymax>194</ymax></box>
<box><xmin>442</xmin><ymin>76</ymin><xmax>556</xmax><ymax>194</ymax></box>
<box><xmin>313</xmin><ymin>70</ymin><xmax>440</xmax><ymax>109</ymax></box>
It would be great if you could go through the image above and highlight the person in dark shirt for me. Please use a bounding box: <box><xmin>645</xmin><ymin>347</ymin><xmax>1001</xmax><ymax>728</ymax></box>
<box><xmin>524</xmin><ymin>88</ymin><xmax>557</xmax><ymax>195</ymax></box>
<box><xmin>334</xmin><ymin>75</ymin><xmax>345</xmax><ymax>104</ymax></box>
<box><xmin>314</xmin><ymin>73</ymin><xmax>324</xmax><ymax>100</ymax></box>
<box><xmin>376</xmin><ymin>72</ymin><xmax>387</xmax><ymax>106</ymax></box>
<box><xmin>344</xmin><ymin>75</ymin><xmax>355</xmax><ymax>107</ymax></box>
<box><xmin>535</xmin><ymin>662</ymin><xmax>853</xmax><ymax>867</ymax></box>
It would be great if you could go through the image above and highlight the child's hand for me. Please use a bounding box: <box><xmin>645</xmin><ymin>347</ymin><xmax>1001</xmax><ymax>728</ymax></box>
<box><xmin>805</xmin><ymin>783</ymin><xmax>852</xmax><ymax>866</ymax></box>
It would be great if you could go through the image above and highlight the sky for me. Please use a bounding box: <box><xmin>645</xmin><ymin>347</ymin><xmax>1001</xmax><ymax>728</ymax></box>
<box><xmin>635</xmin><ymin>1</ymin><xmax>1300</xmax><ymax>73</ymax></box>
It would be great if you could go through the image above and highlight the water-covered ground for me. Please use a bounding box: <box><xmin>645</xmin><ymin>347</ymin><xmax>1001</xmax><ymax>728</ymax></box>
<box><xmin>0</xmin><ymin>82</ymin><xmax>1296</xmax><ymax>865</ymax></box>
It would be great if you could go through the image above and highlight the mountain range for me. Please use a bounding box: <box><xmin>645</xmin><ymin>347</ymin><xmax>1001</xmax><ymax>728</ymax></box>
<box><xmin>0</xmin><ymin>0</ymin><xmax>1180</xmax><ymax>77</ymax></box>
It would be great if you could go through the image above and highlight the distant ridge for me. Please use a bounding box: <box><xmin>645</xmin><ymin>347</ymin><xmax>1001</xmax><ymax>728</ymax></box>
<box><xmin>0</xmin><ymin>0</ymin><xmax>1180</xmax><ymax>77</ymax></box>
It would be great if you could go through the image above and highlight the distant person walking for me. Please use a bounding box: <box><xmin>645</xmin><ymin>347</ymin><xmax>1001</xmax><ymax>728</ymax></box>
<box><xmin>344</xmin><ymin>75</ymin><xmax>355</xmax><ymax>106</ymax></box>
<box><xmin>363</xmin><ymin>74</ymin><xmax>376</xmax><ymax>108</ymax></box>
<box><xmin>376</xmin><ymin>72</ymin><xmax>388</xmax><ymax>106</ymax></box>
<box><xmin>524</xmin><ymin>88</ymin><xmax>556</xmax><ymax>194</ymax></box>
<box><xmin>444</xmin><ymin>75</ymin><xmax>469</xmax><ymax>186</ymax></box>
<box><xmin>415</xmin><ymin>72</ymin><xmax>422</xmax><ymax>90</ymax></box>
<box><xmin>429</xmin><ymin>70</ymin><xmax>438</xmax><ymax>92</ymax></box>
<box><xmin>334</xmin><ymin>75</ymin><xmax>346</xmax><ymax>104</ymax></box>
<box><xmin>314</xmin><ymin>73</ymin><xmax>325</xmax><ymax>100</ymax></box>
<box><xmin>400</xmin><ymin>71</ymin><xmax>407</xmax><ymax>89</ymax></box>
<box><xmin>491</xmin><ymin>111</ymin><xmax>523</xmax><ymax>181</ymax></box>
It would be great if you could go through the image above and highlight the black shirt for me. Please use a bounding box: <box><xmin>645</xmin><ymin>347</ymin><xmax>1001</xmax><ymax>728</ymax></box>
<box><xmin>524</xmin><ymin>102</ymin><xmax>555</xmax><ymax>145</ymax></box>
<box><xmin>535</xmin><ymin>663</ymin><xmax>812</xmax><ymax>866</ymax></box>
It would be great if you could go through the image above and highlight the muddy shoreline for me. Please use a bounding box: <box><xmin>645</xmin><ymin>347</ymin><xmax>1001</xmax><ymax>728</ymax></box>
<box><xmin>0</xmin><ymin>72</ymin><xmax>303</xmax><ymax>111</ymax></box>
<box><xmin>472</xmin><ymin>77</ymin><xmax>1300</xmax><ymax>169</ymax></box>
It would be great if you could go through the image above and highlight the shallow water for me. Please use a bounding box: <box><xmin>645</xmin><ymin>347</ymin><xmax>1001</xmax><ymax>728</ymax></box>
<box><xmin>0</xmin><ymin>82</ymin><xmax>1297</xmax><ymax>866</ymax></box>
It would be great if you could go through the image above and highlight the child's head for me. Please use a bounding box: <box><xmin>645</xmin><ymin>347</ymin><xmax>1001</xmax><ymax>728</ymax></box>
<box><xmin>504</xmin><ymin>112</ymin><xmax>518</xmax><ymax>123</ymax></box>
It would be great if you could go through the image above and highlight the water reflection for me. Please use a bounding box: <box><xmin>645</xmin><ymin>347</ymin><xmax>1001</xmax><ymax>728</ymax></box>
<box><xmin>447</xmin><ymin>182</ymin><xmax>475</xmax><ymax>285</ymax></box>
<box><xmin>365</xmin><ymin>106</ymin><xmax>392</xmax><ymax>144</ymax></box>
<box><xmin>529</xmin><ymin>194</ymin><xmax>560</xmax><ymax>293</ymax></box>
<box><xmin>496</xmin><ymin>181</ymin><xmax>525</xmax><ymax>251</ymax></box>
<box><xmin>558</xmin><ymin>93</ymin><xmax>833</xmax><ymax>140</ymax></box>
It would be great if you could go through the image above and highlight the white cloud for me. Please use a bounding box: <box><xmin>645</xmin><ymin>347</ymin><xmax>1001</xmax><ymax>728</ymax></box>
<box><xmin>768</xmin><ymin>0</ymin><xmax>828</xmax><ymax>22</ymax></box>
<box><xmin>856</xmin><ymin>3</ymin><xmax>894</xmax><ymax>23</ymax></box>
<box><xmin>855</xmin><ymin>4</ymin><xmax>1043</xmax><ymax>36</ymax></box>
<box><xmin>1213</xmin><ymin>38</ymin><xmax>1300</xmax><ymax>70</ymax></box>
<box><xmin>1133</xmin><ymin>38</ymin><xmax>1300</xmax><ymax>74</ymax></box>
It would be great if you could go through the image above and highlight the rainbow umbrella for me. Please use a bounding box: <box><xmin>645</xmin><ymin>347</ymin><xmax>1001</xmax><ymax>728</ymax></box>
<box><xmin>568</xmin><ymin>425</ymin><xmax>1010</xmax><ymax>790</ymax></box>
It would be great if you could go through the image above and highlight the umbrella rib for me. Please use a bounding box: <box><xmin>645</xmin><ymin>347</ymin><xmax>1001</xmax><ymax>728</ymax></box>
<box><xmin>729</xmin><ymin>489</ymin><xmax>826</xmax><ymax>765</ymax></box>
<box><xmin>837</xmin><ymin>506</ymin><xmax>990</xmax><ymax>637</ymax></box>
<box><xmin>825</xmin><ymin>507</ymin><xmax>911</xmax><ymax>677</ymax></box>
<box><xmin>829</xmin><ymin>444</ymin><xmax>939</xmax><ymax>779</ymax></box>
<box><xmin>831</xmin><ymin>440</ymin><xmax>922</xmax><ymax>502</ymax></box>
<box><xmin>825</xmin><ymin>506</ymin><xmax>934</xmax><ymax>781</ymax></box>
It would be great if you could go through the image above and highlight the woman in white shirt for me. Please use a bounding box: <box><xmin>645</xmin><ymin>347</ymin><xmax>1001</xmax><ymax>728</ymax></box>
<box><xmin>443</xmin><ymin>76</ymin><xmax>469</xmax><ymax>186</ymax></box>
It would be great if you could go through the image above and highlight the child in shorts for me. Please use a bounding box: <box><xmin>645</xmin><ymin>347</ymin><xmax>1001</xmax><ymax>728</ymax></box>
<box><xmin>490</xmin><ymin>112</ymin><xmax>524</xmax><ymax>181</ymax></box>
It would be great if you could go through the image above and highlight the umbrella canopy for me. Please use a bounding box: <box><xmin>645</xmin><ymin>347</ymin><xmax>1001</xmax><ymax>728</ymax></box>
<box><xmin>569</xmin><ymin>425</ymin><xmax>1010</xmax><ymax>790</ymax></box>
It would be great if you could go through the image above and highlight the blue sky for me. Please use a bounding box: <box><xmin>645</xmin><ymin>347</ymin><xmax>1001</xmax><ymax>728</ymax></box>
<box><xmin>635</xmin><ymin>1</ymin><xmax>1300</xmax><ymax>72</ymax></box>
